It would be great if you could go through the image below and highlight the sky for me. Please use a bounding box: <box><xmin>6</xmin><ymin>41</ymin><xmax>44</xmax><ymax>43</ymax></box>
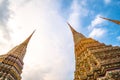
<box><xmin>0</xmin><ymin>0</ymin><xmax>120</xmax><ymax>80</ymax></box>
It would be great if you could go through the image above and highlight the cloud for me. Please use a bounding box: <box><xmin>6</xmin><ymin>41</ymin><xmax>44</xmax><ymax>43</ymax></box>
<box><xmin>0</xmin><ymin>0</ymin><xmax>13</xmax><ymax>54</ymax></box>
<box><xmin>89</xmin><ymin>28</ymin><xmax>106</xmax><ymax>38</ymax></box>
<box><xmin>88</xmin><ymin>14</ymin><xmax>106</xmax><ymax>38</ymax></box>
<box><xmin>104</xmin><ymin>0</ymin><xmax>111</xmax><ymax>4</ymax></box>
<box><xmin>22</xmin><ymin>65</ymin><xmax>50</xmax><ymax>80</ymax></box>
<box><xmin>68</xmin><ymin>0</ymin><xmax>88</xmax><ymax>29</ymax></box>
<box><xmin>0</xmin><ymin>0</ymin><xmax>11</xmax><ymax>25</ymax></box>
<box><xmin>88</xmin><ymin>14</ymin><xmax>104</xmax><ymax>30</ymax></box>
<box><xmin>0</xmin><ymin>0</ymin><xmax>11</xmax><ymax>40</ymax></box>
<box><xmin>117</xmin><ymin>36</ymin><xmax>120</xmax><ymax>41</ymax></box>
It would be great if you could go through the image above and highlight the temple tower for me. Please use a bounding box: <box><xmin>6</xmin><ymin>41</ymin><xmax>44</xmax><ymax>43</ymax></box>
<box><xmin>0</xmin><ymin>31</ymin><xmax>34</xmax><ymax>80</ymax></box>
<box><xmin>68</xmin><ymin>23</ymin><xmax>120</xmax><ymax>80</ymax></box>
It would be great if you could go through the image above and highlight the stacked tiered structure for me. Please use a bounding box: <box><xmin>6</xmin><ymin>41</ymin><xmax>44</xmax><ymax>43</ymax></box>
<box><xmin>0</xmin><ymin>31</ymin><xmax>34</xmax><ymax>80</ymax></box>
<box><xmin>68</xmin><ymin>23</ymin><xmax>120</xmax><ymax>80</ymax></box>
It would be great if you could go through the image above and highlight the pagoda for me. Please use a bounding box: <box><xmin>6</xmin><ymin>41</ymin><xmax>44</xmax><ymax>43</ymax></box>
<box><xmin>68</xmin><ymin>23</ymin><xmax>120</xmax><ymax>80</ymax></box>
<box><xmin>0</xmin><ymin>31</ymin><xmax>34</xmax><ymax>80</ymax></box>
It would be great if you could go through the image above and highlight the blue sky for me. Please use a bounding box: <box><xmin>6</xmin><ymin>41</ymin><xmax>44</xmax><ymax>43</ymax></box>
<box><xmin>0</xmin><ymin>0</ymin><xmax>120</xmax><ymax>80</ymax></box>
<box><xmin>60</xmin><ymin>0</ymin><xmax>120</xmax><ymax>45</ymax></box>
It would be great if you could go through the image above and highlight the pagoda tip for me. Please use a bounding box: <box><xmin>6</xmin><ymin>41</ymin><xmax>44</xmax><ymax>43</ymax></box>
<box><xmin>67</xmin><ymin>22</ymin><xmax>73</xmax><ymax>29</ymax></box>
<box><xmin>100</xmin><ymin>16</ymin><xmax>120</xmax><ymax>25</ymax></box>
<box><xmin>32</xmin><ymin>29</ymin><xmax>36</xmax><ymax>34</ymax></box>
<box><xmin>22</xmin><ymin>30</ymin><xmax>36</xmax><ymax>45</ymax></box>
<box><xmin>99</xmin><ymin>16</ymin><xmax>108</xmax><ymax>20</ymax></box>
<box><xmin>67</xmin><ymin>22</ymin><xmax>70</xmax><ymax>25</ymax></box>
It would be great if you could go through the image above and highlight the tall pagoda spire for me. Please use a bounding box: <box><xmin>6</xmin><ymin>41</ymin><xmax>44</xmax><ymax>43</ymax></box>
<box><xmin>0</xmin><ymin>31</ymin><xmax>35</xmax><ymax>80</ymax></box>
<box><xmin>67</xmin><ymin>23</ymin><xmax>86</xmax><ymax>44</ymax></box>
<box><xmin>69</xmin><ymin>22</ymin><xmax>120</xmax><ymax>80</ymax></box>
<box><xmin>8</xmin><ymin>30</ymin><xmax>35</xmax><ymax>60</ymax></box>
<box><xmin>100</xmin><ymin>17</ymin><xmax>120</xmax><ymax>25</ymax></box>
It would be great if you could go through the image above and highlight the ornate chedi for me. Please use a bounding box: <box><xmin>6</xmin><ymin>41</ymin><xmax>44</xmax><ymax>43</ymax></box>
<box><xmin>0</xmin><ymin>31</ymin><xmax>34</xmax><ymax>80</ymax></box>
<box><xmin>68</xmin><ymin>23</ymin><xmax>120</xmax><ymax>80</ymax></box>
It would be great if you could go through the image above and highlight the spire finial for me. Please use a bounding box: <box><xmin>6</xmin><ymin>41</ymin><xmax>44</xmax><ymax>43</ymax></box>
<box><xmin>100</xmin><ymin>17</ymin><xmax>120</xmax><ymax>25</ymax></box>
<box><xmin>67</xmin><ymin>22</ymin><xmax>86</xmax><ymax>44</ymax></box>
<box><xmin>67</xmin><ymin>22</ymin><xmax>78</xmax><ymax>34</ymax></box>
<box><xmin>22</xmin><ymin>30</ymin><xmax>35</xmax><ymax>45</ymax></box>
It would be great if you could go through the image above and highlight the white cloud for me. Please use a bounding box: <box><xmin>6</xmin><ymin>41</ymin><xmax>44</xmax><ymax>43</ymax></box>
<box><xmin>88</xmin><ymin>14</ymin><xmax>106</xmax><ymax>38</ymax></box>
<box><xmin>117</xmin><ymin>36</ymin><xmax>120</xmax><ymax>41</ymax></box>
<box><xmin>0</xmin><ymin>0</ymin><xmax>13</xmax><ymax>54</ymax></box>
<box><xmin>88</xmin><ymin>14</ymin><xmax>104</xmax><ymax>30</ymax></box>
<box><xmin>0</xmin><ymin>0</ymin><xmax>11</xmax><ymax>39</ymax></box>
<box><xmin>68</xmin><ymin>0</ymin><xmax>80</xmax><ymax>29</ymax></box>
<box><xmin>68</xmin><ymin>0</ymin><xmax>88</xmax><ymax>29</ymax></box>
<box><xmin>89</xmin><ymin>28</ymin><xmax>106</xmax><ymax>38</ymax></box>
<box><xmin>104</xmin><ymin>0</ymin><xmax>111</xmax><ymax>4</ymax></box>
